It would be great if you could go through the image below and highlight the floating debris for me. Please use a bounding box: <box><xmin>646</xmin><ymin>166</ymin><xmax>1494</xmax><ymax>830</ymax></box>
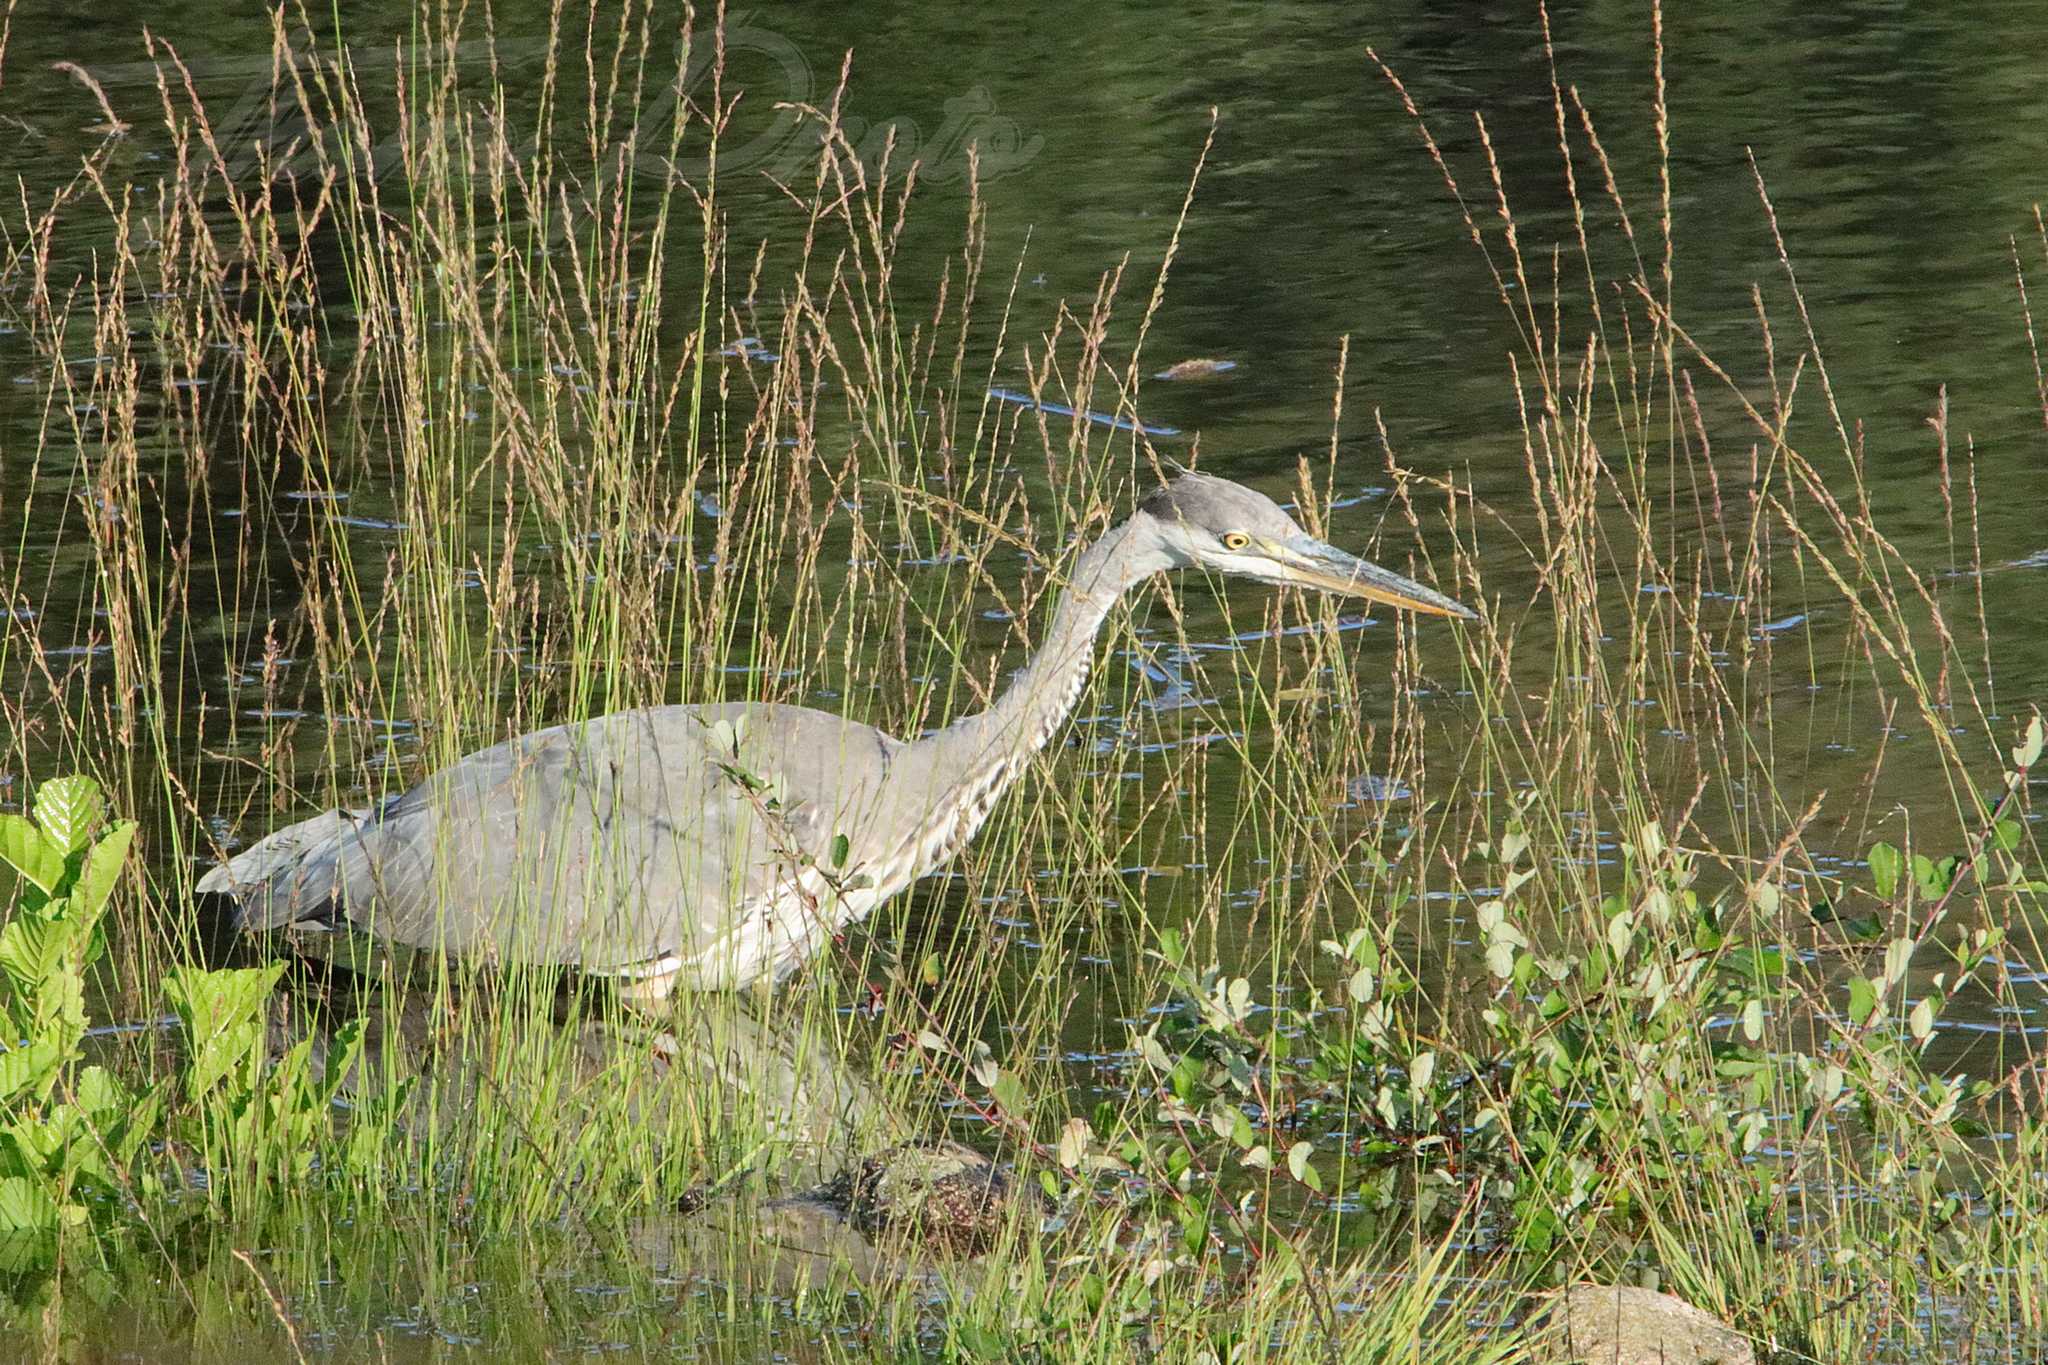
<box><xmin>719</xmin><ymin>336</ymin><xmax>781</xmax><ymax>363</ymax></box>
<box><xmin>1347</xmin><ymin>773</ymin><xmax>1414</xmax><ymax>804</ymax></box>
<box><xmin>1153</xmin><ymin>357</ymin><xmax>1238</xmax><ymax>381</ymax></box>
<box><xmin>986</xmin><ymin>387</ymin><xmax>1179</xmax><ymax>437</ymax></box>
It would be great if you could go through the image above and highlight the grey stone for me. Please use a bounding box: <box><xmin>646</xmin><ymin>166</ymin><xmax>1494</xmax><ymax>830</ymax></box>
<box><xmin>1536</xmin><ymin>1285</ymin><xmax>1755</xmax><ymax>1365</ymax></box>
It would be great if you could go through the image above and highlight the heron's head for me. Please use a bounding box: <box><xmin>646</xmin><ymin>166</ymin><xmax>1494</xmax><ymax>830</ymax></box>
<box><xmin>1137</xmin><ymin>472</ymin><xmax>1476</xmax><ymax>619</ymax></box>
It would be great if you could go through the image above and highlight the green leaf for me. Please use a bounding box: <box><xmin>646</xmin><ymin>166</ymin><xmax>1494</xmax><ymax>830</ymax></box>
<box><xmin>31</xmin><ymin>777</ymin><xmax>103</xmax><ymax>856</ymax></box>
<box><xmin>73</xmin><ymin>1065</ymin><xmax>127</xmax><ymax>1116</ymax></box>
<box><xmin>828</xmin><ymin>833</ymin><xmax>850</xmax><ymax>869</ymax></box>
<box><xmin>1847</xmin><ymin>976</ymin><xmax>1879</xmax><ymax>1027</ymax></box>
<box><xmin>1346</xmin><ymin>965</ymin><xmax>1375</xmax><ymax>1003</ymax></box>
<box><xmin>0</xmin><ymin>816</ymin><xmax>66</xmax><ymax>894</ymax></box>
<box><xmin>0</xmin><ymin>1037</ymin><xmax>64</xmax><ymax>1103</ymax></box>
<box><xmin>955</xmin><ymin>1323</ymin><xmax>1008</xmax><ymax>1360</ymax></box>
<box><xmin>106</xmin><ymin>1088</ymin><xmax>164</xmax><ymax>1167</ymax></box>
<box><xmin>1725</xmin><ymin>946</ymin><xmax>1787</xmax><ymax>978</ymax></box>
<box><xmin>0</xmin><ymin>910</ymin><xmax>89</xmax><ymax>1028</ymax></box>
<box><xmin>1867</xmin><ymin>842</ymin><xmax>1901</xmax><ymax>899</ymax></box>
<box><xmin>1912</xmin><ymin>853</ymin><xmax>1952</xmax><ymax>900</ymax></box>
<box><xmin>163</xmin><ymin>964</ymin><xmax>284</xmax><ymax>1101</ymax></box>
<box><xmin>71</xmin><ymin>822</ymin><xmax>134</xmax><ymax>918</ymax></box>
<box><xmin>989</xmin><ymin>1070</ymin><xmax>1028</xmax><ymax>1116</ymax></box>
<box><xmin>2014</xmin><ymin>714</ymin><xmax>2045</xmax><ymax>770</ymax></box>
<box><xmin>0</xmin><ymin>1175</ymin><xmax>58</xmax><ymax>1235</ymax></box>
<box><xmin>1990</xmin><ymin>819</ymin><xmax>2023</xmax><ymax>853</ymax></box>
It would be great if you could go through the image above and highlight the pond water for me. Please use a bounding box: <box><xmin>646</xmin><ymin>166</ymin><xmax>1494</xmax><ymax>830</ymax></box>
<box><xmin>2</xmin><ymin>0</ymin><xmax>2047</xmax><ymax>1357</ymax></box>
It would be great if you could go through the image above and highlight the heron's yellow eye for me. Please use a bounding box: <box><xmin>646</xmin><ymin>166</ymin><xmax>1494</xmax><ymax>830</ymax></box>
<box><xmin>1220</xmin><ymin>532</ymin><xmax>1250</xmax><ymax>551</ymax></box>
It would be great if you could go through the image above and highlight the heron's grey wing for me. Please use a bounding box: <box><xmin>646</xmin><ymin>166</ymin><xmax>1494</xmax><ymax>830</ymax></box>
<box><xmin>224</xmin><ymin>705</ymin><xmax>898</xmax><ymax>985</ymax></box>
<box><xmin>267</xmin><ymin>713</ymin><xmax>739</xmax><ymax>969</ymax></box>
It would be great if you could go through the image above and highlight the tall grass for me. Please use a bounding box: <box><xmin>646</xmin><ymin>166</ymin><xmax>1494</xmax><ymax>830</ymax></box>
<box><xmin>0</xmin><ymin>0</ymin><xmax>2045</xmax><ymax>1360</ymax></box>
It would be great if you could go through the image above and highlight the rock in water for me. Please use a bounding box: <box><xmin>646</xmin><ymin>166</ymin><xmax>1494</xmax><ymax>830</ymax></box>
<box><xmin>822</xmin><ymin>1139</ymin><xmax>1036</xmax><ymax>1258</ymax></box>
<box><xmin>1536</xmin><ymin>1285</ymin><xmax>1754</xmax><ymax>1365</ymax></box>
<box><xmin>1153</xmin><ymin>357</ymin><xmax>1239</xmax><ymax>381</ymax></box>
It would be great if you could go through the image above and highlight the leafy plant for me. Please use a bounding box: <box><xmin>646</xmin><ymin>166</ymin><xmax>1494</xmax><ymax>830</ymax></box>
<box><xmin>0</xmin><ymin>776</ymin><xmax>153</xmax><ymax>1276</ymax></box>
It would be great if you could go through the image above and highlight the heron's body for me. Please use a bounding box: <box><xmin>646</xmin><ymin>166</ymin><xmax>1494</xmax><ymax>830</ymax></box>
<box><xmin>200</xmin><ymin>474</ymin><xmax>1472</xmax><ymax>1000</ymax></box>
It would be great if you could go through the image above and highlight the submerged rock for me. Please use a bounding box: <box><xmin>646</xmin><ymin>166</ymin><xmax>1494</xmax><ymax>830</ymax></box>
<box><xmin>1153</xmin><ymin>357</ymin><xmax>1239</xmax><ymax>381</ymax></box>
<box><xmin>816</xmin><ymin>1139</ymin><xmax>1038</xmax><ymax>1258</ymax></box>
<box><xmin>1534</xmin><ymin>1284</ymin><xmax>1754</xmax><ymax>1365</ymax></box>
<box><xmin>653</xmin><ymin>1141</ymin><xmax>1040</xmax><ymax>1297</ymax></box>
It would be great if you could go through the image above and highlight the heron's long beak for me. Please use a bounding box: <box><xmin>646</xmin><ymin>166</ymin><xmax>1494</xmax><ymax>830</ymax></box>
<box><xmin>1271</xmin><ymin>536</ymin><xmax>1477</xmax><ymax>619</ymax></box>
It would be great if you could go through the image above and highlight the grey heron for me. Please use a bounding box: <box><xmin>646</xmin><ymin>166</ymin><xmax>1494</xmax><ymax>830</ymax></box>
<box><xmin>199</xmin><ymin>473</ymin><xmax>1473</xmax><ymax>1001</ymax></box>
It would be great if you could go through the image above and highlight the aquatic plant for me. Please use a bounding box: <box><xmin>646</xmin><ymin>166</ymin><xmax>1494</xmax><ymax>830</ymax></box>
<box><xmin>0</xmin><ymin>777</ymin><xmax>146</xmax><ymax>1277</ymax></box>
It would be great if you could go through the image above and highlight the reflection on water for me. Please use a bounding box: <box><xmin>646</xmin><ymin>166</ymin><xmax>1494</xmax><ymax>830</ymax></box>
<box><xmin>269</xmin><ymin>977</ymin><xmax>883</xmax><ymax>1184</ymax></box>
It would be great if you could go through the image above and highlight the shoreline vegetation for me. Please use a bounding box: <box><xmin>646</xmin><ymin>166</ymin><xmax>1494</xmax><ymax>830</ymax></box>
<box><xmin>0</xmin><ymin>2</ymin><xmax>2045</xmax><ymax>1360</ymax></box>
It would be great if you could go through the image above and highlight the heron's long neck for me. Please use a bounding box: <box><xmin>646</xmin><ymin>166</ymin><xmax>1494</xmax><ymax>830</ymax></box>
<box><xmin>932</xmin><ymin>519</ymin><xmax>1169</xmax><ymax>782</ymax></box>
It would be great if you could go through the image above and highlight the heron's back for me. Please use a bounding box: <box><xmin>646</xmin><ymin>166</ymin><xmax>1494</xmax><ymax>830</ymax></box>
<box><xmin>202</xmin><ymin>703</ymin><xmax>906</xmax><ymax>987</ymax></box>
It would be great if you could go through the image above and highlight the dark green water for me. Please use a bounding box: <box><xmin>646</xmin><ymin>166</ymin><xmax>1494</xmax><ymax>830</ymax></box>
<box><xmin>3</xmin><ymin>0</ymin><xmax>2048</xmax><ymax>1356</ymax></box>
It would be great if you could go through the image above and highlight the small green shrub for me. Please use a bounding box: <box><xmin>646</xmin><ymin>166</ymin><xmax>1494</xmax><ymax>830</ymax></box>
<box><xmin>0</xmin><ymin>776</ymin><xmax>151</xmax><ymax>1275</ymax></box>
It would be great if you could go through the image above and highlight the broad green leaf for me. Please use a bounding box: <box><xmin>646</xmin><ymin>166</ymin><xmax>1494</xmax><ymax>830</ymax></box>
<box><xmin>0</xmin><ymin>1175</ymin><xmax>58</xmax><ymax>1234</ymax></box>
<box><xmin>828</xmin><ymin>833</ymin><xmax>850</xmax><ymax>869</ymax></box>
<box><xmin>0</xmin><ymin>910</ymin><xmax>82</xmax><ymax>1005</ymax></box>
<box><xmin>1912</xmin><ymin>853</ymin><xmax>1952</xmax><ymax>900</ymax></box>
<box><xmin>0</xmin><ymin>1228</ymin><xmax>56</xmax><ymax>1274</ymax></box>
<box><xmin>1847</xmin><ymin>976</ymin><xmax>1879</xmax><ymax>1026</ymax></box>
<box><xmin>1606</xmin><ymin>908</ymin><xmax>1635</xmax><ymax>959</ymax></box>
<box><xmin>989</xmin><ymin>1070</ymin><xmax>1027</xmax><ymax>1116</ymax></box>
<box><xmin>0</xmin><ymin>1037</ymin><xmax>63</xmax><ymax>1102</ymax></box>
<box><xmin>107</xmin><ymin>1088</ymin><xmax>164</xmax><ymax>1166</ymax></box>
<box><xmin>1909</xmin><ymin>997</ymin><xmax>1936</xmax><ymax>1040</ymax></box>
<box><xmin>1882</xmin><ymin>936</ymin><xmax>1915</xmax><ymax>989</ymax></box>
<box><xmin>1287</xmin><ymin>1140</ymin><xmax>1315</xmax><ymax>1184</ymax></box>
<box><xmin>31</xmin><ymin>777</ymin><xmax>104</xmax><ymax>855</ymax></box>
<box><xmin>1867</xmin><ymin>842</ymin><xmax>1901</xmax><ymax>899</ymax></box>
<box><xmin>73</xmin><ymin>1064</ymin><xmax>127</xmax><ymax>1115</ymax></box>
<box><xmin>163</xmin><ymin>964</ymin><xmax>284</xmax><ymax>1101</ymax></box>
<box><xmin>2015</xmin><ymin>714</ymin><xmax>2045</xmax><ymax>770</ymax></box>
<box><xmin>1056</xmin><ymin>1117</ymin><xmax>1091</xmax><ymax>1170</ymax></box>
<box><xmin>0</xmin><ymin>816</ymin><xmax>65</xmax><ymax>894</ymax></box>
<box><xmin>1346</xmin><ymin>965</ymin><xmax>1375</xmax><ymax>1003</ymax></box>
<box><xmin>72</xmin><ymin>822</ymin><xmax>134</xmax><ymax>918</ymax></box>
